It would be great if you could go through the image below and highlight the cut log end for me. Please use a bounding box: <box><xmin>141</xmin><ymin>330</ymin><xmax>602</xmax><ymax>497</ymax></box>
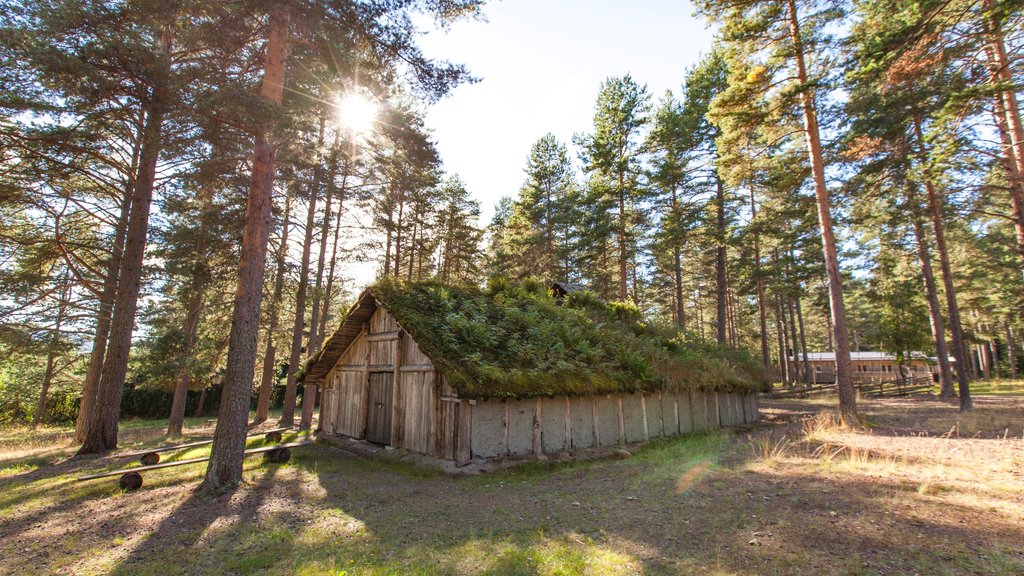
<box><xmin>140</xmin><ymin>452</ymin><xmax>160</xmax><ymax>466</ymax></box>
<box><xmin>264</xmin><ymin>431</ymin><xmax>283</xmax><ymax>444</ymax></box>
<box><xmin>119</xmin><ymin>472</ymin><xmax>143</xmax><ymax>491</ymax></box>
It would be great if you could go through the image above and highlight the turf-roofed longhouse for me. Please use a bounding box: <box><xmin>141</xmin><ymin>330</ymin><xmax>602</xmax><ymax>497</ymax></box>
<box><xmin>302</xmin><ymin>279</ymin><xmax>766</xmax><ymax>464</ymax></box>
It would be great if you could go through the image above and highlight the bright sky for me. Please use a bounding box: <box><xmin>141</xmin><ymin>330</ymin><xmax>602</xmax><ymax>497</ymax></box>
<box><xmin>418</xmin><ymin>0</ymin><xmax>716</xmax><ymax>222</ymax></box>
<box><xmin>345</xmin><ymin>1</ymin><xmax>715</xmax><ymax>289</ymax></box>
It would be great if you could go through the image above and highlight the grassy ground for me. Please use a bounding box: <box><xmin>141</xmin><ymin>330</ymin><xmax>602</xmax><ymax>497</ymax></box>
<box><xmin>1</xmin><ymin>393</ymin><xmax>1022</xmax><ymax>576</ymax></box>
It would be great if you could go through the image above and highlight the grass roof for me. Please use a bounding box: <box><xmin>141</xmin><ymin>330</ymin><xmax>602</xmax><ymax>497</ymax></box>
<box><xmin>369</xmin><ymin>278</ymin><xmax>767</xmax><ymax>399</ymax></box>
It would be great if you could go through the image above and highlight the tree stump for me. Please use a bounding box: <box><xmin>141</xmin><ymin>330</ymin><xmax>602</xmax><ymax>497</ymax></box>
<box><xmin>140</xmin><ymin>452</ymin><xmax>160</xmax><ymax>466</ymax></box>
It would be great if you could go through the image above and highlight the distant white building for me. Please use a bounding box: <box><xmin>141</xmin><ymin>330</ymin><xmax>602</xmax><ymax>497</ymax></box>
<box><xmin>788</xmin><ymin>351</ymin><xmax>938</xmax><ymax>384</ymax></box>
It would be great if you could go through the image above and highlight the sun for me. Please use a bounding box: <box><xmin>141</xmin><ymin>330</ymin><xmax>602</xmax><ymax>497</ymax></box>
<box><xmin>335</xmin><ymin>92</ymin><xmax>379</xmax><ymax>135</ymax></box>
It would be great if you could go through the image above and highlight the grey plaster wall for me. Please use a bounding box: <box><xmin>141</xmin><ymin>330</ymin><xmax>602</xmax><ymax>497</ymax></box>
<box><xmin>506</xmin><ymin>399</ymin><xmax>534</xmax><ymax>456</ymax></box>
<box><xmin>540</xmin><ymin>397</ymin><xmax>568</xmax><ymax>453</ymax></box>
<box><xmin>470</xmin><ymin>399</ymin><xmax>504</xmax><ymax>458</ymax></box>
<box><xmin>570</xmin><ymin>397</ymin><xmax>595</xmax><ymax>450</ymax></box>
<box><xmin>595</xmin><ymin>395</ymin><xmax>620</xmax><ymax>446</ymax></box>
<box><xmin>622</xmin><ymin>394</ymin><xmax>646</xmax><ymax>443</ymax></box>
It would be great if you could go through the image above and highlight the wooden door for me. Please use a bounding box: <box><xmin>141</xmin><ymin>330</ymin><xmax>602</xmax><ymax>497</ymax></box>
<box><xmin>365</xmin><ymin>372</ymin><xmax>394</xmax><ymax>445</ymax></box>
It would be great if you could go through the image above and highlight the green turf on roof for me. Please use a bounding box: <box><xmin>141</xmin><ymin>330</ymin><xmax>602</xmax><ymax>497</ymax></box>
<box><xmin>369</xmin><ymin>278</ymin><xmax>767</xmax><ymax>399</ymax></box>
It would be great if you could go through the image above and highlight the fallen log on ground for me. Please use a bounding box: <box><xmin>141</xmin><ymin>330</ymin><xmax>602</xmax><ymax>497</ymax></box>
<box><xmin>77</xmin><ymin>441</ymin><xmax>315</xmax><ymax>491</ymax></box>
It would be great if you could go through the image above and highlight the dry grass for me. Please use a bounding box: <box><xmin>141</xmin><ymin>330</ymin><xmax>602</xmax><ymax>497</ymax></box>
<box><xmin>1</xmin><ymin>396</ymin><xmax>1022</xmax><ymax>575</ymax></box>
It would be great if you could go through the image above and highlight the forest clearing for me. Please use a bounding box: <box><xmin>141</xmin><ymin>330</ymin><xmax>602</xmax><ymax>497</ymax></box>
<box><xmin>1</xmin><ymin>391</ymin><xmax>1022</xmax><ymax>576</ymax></box>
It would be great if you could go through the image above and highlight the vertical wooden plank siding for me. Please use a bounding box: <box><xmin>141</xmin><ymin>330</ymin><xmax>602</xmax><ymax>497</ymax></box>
<box><xmin>391</xmin><ymin>332</ymin><xmax>404</xmax><ymax>446</ymax></box>
<box><xmin>591</xmin><ymin>398</ymin><xmax>599</xmax><ymax>447</ymax></box>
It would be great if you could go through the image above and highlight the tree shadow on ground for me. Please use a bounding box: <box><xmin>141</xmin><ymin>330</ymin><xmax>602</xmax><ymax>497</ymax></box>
<box><xmin>75</xmin><ymin>427</ymin><xmax>1024</xmax><ymax>576</ymax></box>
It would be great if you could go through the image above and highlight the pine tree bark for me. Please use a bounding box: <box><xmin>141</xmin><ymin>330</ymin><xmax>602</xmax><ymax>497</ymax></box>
<box><xmin>787</xmin><ymin>295</ymin><xmax>802</xmax><ymax>385</ymax></box>
<box><xmin>774</xmin><ymin>293</ymin><xmax>789</xmax><ymax>387</ymax></box>
<box><xmin>715</xmin><ymin>176</ymin><xmax>727</xmax><ymax>345</ymax></box>
<box><xmin>200</xmin><ymin>4</ymin><xmax>289</xmax><ymax>492</ymax></box>
<box><xmin>33</xmin><ymin>275</ymin><xmax>70</xmax><ymax>429</ymax></box>
<box><xmin>908</xmin><ymin>186</ymin><xmax>956</xmax><ymax>397</ymax></box>
<box><xmin>74</xmin><ymin>188</ymin><xmax>133</xmax><ymax>443</ymax></box>
<box><xmin>283</xmin><ymin>120</ymin><xmax>324</xmax><ymax>429</ymax></box>
<box><xmin>912</xmin><ymin>114</ymin><xmax>972</xmax><ymax>410</ymax></box>
<box><xmin>785</xmin><ymin>0</ymin><xmax>857</xmax><ymax>424</ymax></box>
<box><xmin>308</xmin><ymin>134</ymin><xmax>339</xmax><ymax>356</ymax></box>
<box><xmin>167</xmin><ymin>185</ymin><xmax>216</xmax><ymax>437</ymax></box>
<box><xmin>1006</xmin><ymin>321</ymin><xmax>1018</xmax><ymax>379</ymax></box>
<box><xmin>749</xmin><ymin>184</ymin><xmax>770</xmax><ymax>369</ymax></box>
<box><xmin>982</xmin><ymin>0</ymin><xmax>1024</xmax><ymax>221</ymax></box>
<box><xmin>254</xmin><ymin>193</ymin><xmax>292</xmax><ymax>425</ymax></box>
<box><xmin>794</xmin><ymin>291</ymin><xmax>811</xmax><ymax>384</ymax></box>
<box><xmin>319</xmin><ymin>169</ymin><xmax>347</xmax><ymax>344</ymax></box>
<box><xmin>78</xmin><ymin>32</ymin><xmax>172</xmax><ymax>454</ymax></box>
<box><xmin>281</xmin><ymin>188</ymin><xmax>317</xmax><ymax>427</ymax></box>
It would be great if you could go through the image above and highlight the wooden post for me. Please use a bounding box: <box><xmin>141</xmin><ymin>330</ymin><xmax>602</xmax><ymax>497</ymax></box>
<box><xmin>616</xmin><ymin>396</ymin><xmax>625</xmax><ymax>445</ymax></box>
<box><xmin>563</xmin><ymin>397</ymin><xmax>572</xmax><ymax>451</ymax></box>
<box><xmin>532</xmin><ymin>398</ymin><xmax>542</xmax><ymax>455</ymax></box>
<box><xmin>714</xmin><ymin>392</ymin><xmax>722</xmax><ymax>428</ymax></box>
<box><xmin>456</xmin><ymin>399</ymin><xmax>471</xmax><ymax>464</ymax></box>
<box><xmin>501</xmin><ymin>399</ymin><xmax>509</xmax><ymax>457</ymax></box>
<box><xmin>359</xmin><ymin>325</ymin><xmax>371</xmax><ymax>438</ymax></box>
<box><xmin>431</xmin><ymin>371</ymin><xmax>441</xmax><ymax>456</ymax></box>
<box><xmin>640</xmin><ymin>395</ymin><xmax>649</xmax><ymax>441</ymax></box>
<box><xmin>315</xmin><ymin>377</ymin><xmax>326</xmax><ymax>432</ymax></box>
<box><xmin>391</xmin><ymin>332</ymin><xmax>404</xmax><ymax>446</ymax></box>
<box><xmin>672</xmin><ymin>395</ymin><xmax>680</xmax><ymax>435</ymax></box>
<box><xmin>591</xmin><ymin>398</ymin><xmax>599</xmax><ymax>447</ymax></box>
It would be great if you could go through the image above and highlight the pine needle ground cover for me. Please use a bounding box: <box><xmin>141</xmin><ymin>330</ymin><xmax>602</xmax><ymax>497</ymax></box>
<box><xmin>365</xmin><ymin>278</ymin><xmax>767</xmax><ymax>398</ymax></box>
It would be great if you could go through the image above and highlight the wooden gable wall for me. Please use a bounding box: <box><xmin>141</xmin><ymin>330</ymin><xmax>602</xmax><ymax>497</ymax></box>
<box><xmin>320</xmin><ymin>305</ymin><xmax>454</xmax><ymax>457</ymax></box>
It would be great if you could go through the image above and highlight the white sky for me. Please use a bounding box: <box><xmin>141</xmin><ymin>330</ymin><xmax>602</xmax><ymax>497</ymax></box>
<box><xmin>346</xmin><ymin>1</ymin><xmax>716</xmax><ymax>289</ymax></box>
<box><xmin>418</xmin><ymin>0</ymin><xmax>716</xmax><ymax>222</ymax></box>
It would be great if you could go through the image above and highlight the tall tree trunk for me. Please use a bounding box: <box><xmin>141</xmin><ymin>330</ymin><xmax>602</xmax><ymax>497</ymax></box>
<box><xmin>908</xmin><ymin>186</ymin><xmax>956</xmax><ymax>397</ymax></box>
<box><xmin>989</xmin><ymin>89</ymin><xmax>1024</xmax><ymax>270</ymax></box>
<box><xmin>319</xmin><ymin>174</ymin><xmax>347</xmax><ymax>344</ymax></box>
<box><xmin>33</xmin><ymin>274</ymin><xmax>70</xmax><ymax>429</ymax></box>
<box><xmin>785</xmin><ymin>0</ymin><xmax>856</xmax><ymax>423</ymax></box>
<box><xmin>787</xmin><ymin>295</ymin><xmax>802</xmax><ymax>385</ymax></box>
<box><xmin>254</xmin><ymin>193</ymin><xmax>292</xmax><ymax>425</ymax></box>
<box><xmin>166</xmin><ymin>287</ymin><xmax>205</xmax><ymax>437</ymax></box>
<box><xmin>78</xmin><ymin>32</ymin><xmax>172</xmax><ymax>454</ymax></box>
<box><xmin>282</xmin><ymin>184</ymin><xmax>318</xmax><ymax>427</ymax></box>
<box><xmin>1005</xmin><ymin>321</ymin><xmax>1018</xmax><ymax>379</ymax></box>
<box><xmin>200</xmin><ymin>5</ymin><xmax>289</xmax><ymax>492</ymax></box>
<box><xmin>167</xmin><ymin>185</ymin><xmax>216</xmax><ymax>437</ymax></box>
<box><xmin>74</xmin><ymin>183</ymin><xmax>133</xmax><ymax>443</ymax></box>
<box><xmin>794</xmin><ymin>292</ymin><xmax>811</xmax><ymax>384</ymax></box>
<box><xmin>617</xmin><ymin>184</ymin><xmax>628</xmax><ymax>301</ymax></box>
<box><xmin>749</xmin><ymin>185</ymin><xmax>770</xmax><ymax>369</ymax></box>
<box><xmin>308</xmin><ymin>133</ymin><xmax>339</xmax><ymax>358</ymax></box>
<box><xmin>983</xmin><ymin>0</ymin><xmax>1024</xmax><ymax>227</ymax></box>
<box><xmin>912</xmin><ymin>114</ymin><xmax>972</xmax><ymax>410</ymax></box>
<box><xmin>774</xmin><ymin>293</ymin><xmax>789</xmax><ymax>387</ymax></box>
<box><xmin>715</xmin><ymin>177</ymin><xmax>727</xmax><ymax>345</ymax></box>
